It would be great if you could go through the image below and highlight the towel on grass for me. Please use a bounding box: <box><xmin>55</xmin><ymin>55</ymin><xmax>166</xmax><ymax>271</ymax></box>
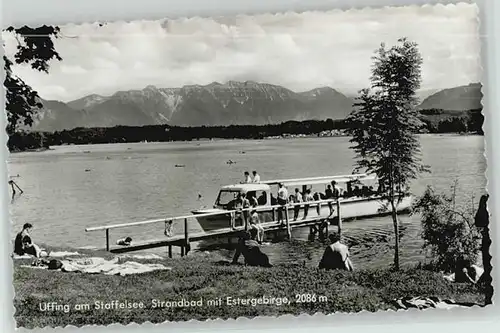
<box><xmin>21</xmin><ymin>257</ymin><xmax>171</xmax><ymax>276</ymax></box>
<box><xmin>118</xmin><ymin>253</ymin><xmax>164</xmax><ymax>260</ymax></box>
<box><xmin>393</xmin><ymin>296</ymin><xmax>480</xmax><ymax>310</ymax></box>
<box><xmin>13</xmin><ymin>250</ymin><xmax>82</xmax><ymax>260</ymax></box>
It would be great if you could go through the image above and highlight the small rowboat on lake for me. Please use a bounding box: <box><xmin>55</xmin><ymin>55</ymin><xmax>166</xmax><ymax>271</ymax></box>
<box><xmin>192</xmin><ymin>173</ymin><xmax>412</xmax><ymax>232</ymax></box>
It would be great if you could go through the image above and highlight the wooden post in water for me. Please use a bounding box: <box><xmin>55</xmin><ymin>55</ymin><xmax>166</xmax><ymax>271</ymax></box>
<box><xmin>285</xmin><ymin>206</ymin><xmax>291</xmax><ymax>240</ymax></box>
<box><xmin>336</xmin><ymin>200</ymin><xmax>342</xmax><ymax>239</ymax></box>
<box><xmin>168</xmin><ymin>245</ymin><xmax>172</xmax><ymax>258</ymax></box>
<box><xmin>105</xmin><ymin>229</ymin><xmax>110</xmax><ymax>251</ymax></box>
<box><xmin>184</xmin><ymin>218</ymin><xmax>190</xmax><ymax>255</ymax></box>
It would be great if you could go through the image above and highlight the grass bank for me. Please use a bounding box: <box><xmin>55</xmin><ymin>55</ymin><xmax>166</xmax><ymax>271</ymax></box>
<box><xmin>13</xmin><ymin>246</ymin><xmax>484</xmax><ymax>328</ymax></box>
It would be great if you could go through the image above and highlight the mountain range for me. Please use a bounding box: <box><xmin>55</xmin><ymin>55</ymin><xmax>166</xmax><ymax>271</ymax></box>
<box><xmin>29</xmin><ymin>81</ymin><xmax>483</xmax><ymax>132</ymax></box>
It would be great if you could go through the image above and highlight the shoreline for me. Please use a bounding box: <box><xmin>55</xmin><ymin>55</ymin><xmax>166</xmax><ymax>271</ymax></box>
<box><xmin>12</xmin><ymin>242</ymin><xmax>485</xmax><ymax>328</ymax></box>
<box><xmin>9</xmin><ymin>132</ymin><xmax>484</xmax><ymax>153</ymax></box>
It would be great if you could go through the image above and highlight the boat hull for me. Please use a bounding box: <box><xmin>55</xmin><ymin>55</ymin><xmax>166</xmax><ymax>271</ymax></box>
<box><xmin>193</xmin><ymin>195</ymin><xmax>412</xmax><ymax>232</ymax></box>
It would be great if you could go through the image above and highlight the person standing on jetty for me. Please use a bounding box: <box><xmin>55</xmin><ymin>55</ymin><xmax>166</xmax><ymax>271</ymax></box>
<box><xmin>277</xmin><ymin>183</ymin><xmax>289</xmax><ymax>224</ymax></box>
<box><xmin>292</xmin><ymin>188</ymin><xmax>303</xmax><ymax>221</ymax></box>
<box><xmin>318</xmin><ymin>233</ymin><xmax>353</xmax><ymax>271</ymax></box>
<box><xmin>14</xmin><ymin>223</ymin><xmax>42</xmax><ymax>258</ymax></box>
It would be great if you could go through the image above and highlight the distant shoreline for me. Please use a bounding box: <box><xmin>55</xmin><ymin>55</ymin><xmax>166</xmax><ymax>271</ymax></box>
<box><xmin>8</xmin><ymin>110</ymin><xmax>484</xmax><ymax>152</ymax></box>
<box><xmin>8</xmin><ymin>132</ymin><xmax>484</xmax><ymax>154</ymax></box>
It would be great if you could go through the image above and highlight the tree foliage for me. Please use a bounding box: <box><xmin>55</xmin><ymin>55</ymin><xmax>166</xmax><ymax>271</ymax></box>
<box><xmin>3</xmin><ymin>25</ymin><xmax>62</xmax><ymax>135</ymax></box>
<box><xmin>413</xmin><ymin>184</ymin><xmax>481</xmax><ymax>273</ymax></box>
<box><xmin>345</xmin><ymin>38</ymin><xmax>429</xmax><ymax>270</ymax></box>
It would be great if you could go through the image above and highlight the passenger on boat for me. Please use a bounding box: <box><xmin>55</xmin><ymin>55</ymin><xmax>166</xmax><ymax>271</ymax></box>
<box><xmin>318</xmin><ymin>233</ymin><xmax>353</xmax><ymax>271</ymax></box>
<box><xmin>270</xmin><ymin>193</ymin><xmax>277</xmax><ymax>205</ymax></box>
<box><xmin>331</xmin><ymin>181</ymin><xmax>340</xmax><ymax>198</ymax></box>
<box><xmin>116</xmin><ymin>237</ymin><xmax>132</xmax><ymax>246</ymax></box>
<box><xmin>325</xmin><ymin>185</ymin><xmax>333</xmax><ymax>199</ymax></box>
<box><xmin>242</xmin><ymin>171</ymin><xmax>252</xmax><ymax>184</ymax></box>
<box><xmin>249</xmin><ymin>209</ymin><xmax>265</xmax><ymax>244</ymax></box>
<box><xmin>232</xmin><ymin>229</ymin><xmax>272</xmax><ymax>267</ymax></box>
<box><xmin>247</xmin><ymin>192</ymin><xmax>259</xmax><ymax>207</ymax></box>
<box><xmin>252</xmin><ymin>171</ymin><xmax>261</xmax><ymax>183</ymax></box>
<box><xmin>14</xmin><ymin>223</ymin><xmax>42</xmax><ymax>258</ymax></box>
<box><xmin>353</xmin><ymin>186</ymin><xmax>361</xmax><ymax>197</ymax></box>
<box><xmin>303</xmin><ymin>189</ymin><xmax>314</xmax><ymax>219</ymax></box>
<box><xmin>237</xmin><ymin>193</ymin><xmax>251</xmax><ymax>227</ymax></box>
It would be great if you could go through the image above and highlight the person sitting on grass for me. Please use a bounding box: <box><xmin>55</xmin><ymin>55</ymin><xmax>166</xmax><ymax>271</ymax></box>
<box><xmin>453</xmin><ymin>258</ymin><xmax>484</xmax><ymax>284</ymax></box>
<box><xmin>232</xmin><ymin>229</ymin><xmax>272</xmax><ymax>267</ymax></box>
<box><xmin>14</xmin><ymin>223</ymin><xmax>42</xmax><ymax>258</ymax></box>
<box><xmin>318</xmin><ymin>233</ymin><xmax>353</xmax><ymax>271</ymax></box>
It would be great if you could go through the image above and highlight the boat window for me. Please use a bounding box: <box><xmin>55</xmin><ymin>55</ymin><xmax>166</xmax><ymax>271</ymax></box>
<box><xmin>216</xmin><ymin>190</ymin><xmax>240</xmax><ymax>206</ymax></box>
<box><xmin>255</xmin><ymin>190</ymin><xmax>267</xmax><ymax>206</ymax></box>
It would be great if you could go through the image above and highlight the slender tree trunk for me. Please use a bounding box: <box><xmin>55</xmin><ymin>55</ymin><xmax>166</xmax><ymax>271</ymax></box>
<box><xmin>390</xmin><ymin>198</ymin><xmax>400</xmax><ymax>270</ymax></box>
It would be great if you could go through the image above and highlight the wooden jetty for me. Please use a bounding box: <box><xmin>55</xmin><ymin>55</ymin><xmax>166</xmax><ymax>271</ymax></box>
<box><xmin>85</xmin><ymin>198</ymin><xmax>343</xmax><ymax>257</ymax></box>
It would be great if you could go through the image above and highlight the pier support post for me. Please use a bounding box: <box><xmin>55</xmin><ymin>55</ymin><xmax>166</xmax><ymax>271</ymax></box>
<box><xmin>336</xmin><ymin>200</ymin><xmax>342</xmax><ymax>239</ymax></box>
<box><xmin>184</xmin><ymin>218</ymin><xmax>190</xmax><ymax>255</ymax></box>
<box><xmin>181</xmin><ymin>246</ymin><xmax>185</xmax><ymax>257</ymax></box>
<box><xmin>105</xmin><ymin>229</ymin><xmax>110</xmax><ymax>252</ymax></box>
<box><xmin>168</xmin><ymin>245</ymin><xmax>172</xmax><ymax>258</ymax></box>
<box><xmin>285</xmin><ymin>206</ymin><xmax>291</xmax><ymax>240</ymax></box>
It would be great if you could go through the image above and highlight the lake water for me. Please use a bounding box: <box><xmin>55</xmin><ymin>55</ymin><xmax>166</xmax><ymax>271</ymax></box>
<box><xmin>7</xmin><ymin>135</ymin><xmax>487</xmax><ymax>269</ymax></box>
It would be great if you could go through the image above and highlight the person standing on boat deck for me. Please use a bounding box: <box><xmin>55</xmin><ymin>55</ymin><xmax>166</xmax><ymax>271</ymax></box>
<box><xmin>277</xmin><ymin>183</ymin><xmax>289</xmax><ymax>224</ymax></box>
<box><xmin>243</xmin><ymin>171</ymin><xmax>252</xmax><ymax>184</ymax></box>
<box><xmin>238</xmin><ymin>192</ymin><xmax>251</xmax><ymax>228</ymax></box>
<box><xmin>249</xmin><ymin>209</ymin><xmax>265</xmax><ymax>244</ymax></box>
<box><xmin>318</xmin><ymin>233</ymin><xmax>353</xmax><ymax>271</ymax></box>
<box><xmin>303</xmin><ymin>189</ymin><xmax>314</xmax><ymax>219</ymax></box>
<box><xmin>14</xmin><ymin>223</ymin><xmax>42</xmax><ymax>258</ymax></box>
<box><xmin>325</xmin><ymin>185</ymin><xmax>333</xmax><ymax>199</ymax></box>
<box><xmin>252</xmin><ymin>171</ymin><xmax>261</xmax><ymax>183</ymax></box>
<box><xmin>248</xmin><ymin>193</ymin><xmax>259</xmax><ymax>207</ymax></box>
<box><xmin>292</xmin><ymin>188</ymin><xmax>303</xmax><ymax>221</ymax></box>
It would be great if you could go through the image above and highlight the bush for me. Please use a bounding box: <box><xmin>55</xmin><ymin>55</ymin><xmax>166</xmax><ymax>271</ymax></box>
<box><xmin>412</xmin><ymin>183</ymin><xmax>481</xmax><ymax>273</ymax></box>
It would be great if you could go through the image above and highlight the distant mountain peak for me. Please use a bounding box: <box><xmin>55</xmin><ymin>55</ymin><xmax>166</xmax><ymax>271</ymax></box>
<box><xmin>418</xmin><ymin>82</ymin><xmax>483</xmax><ymax>111</ymax></box>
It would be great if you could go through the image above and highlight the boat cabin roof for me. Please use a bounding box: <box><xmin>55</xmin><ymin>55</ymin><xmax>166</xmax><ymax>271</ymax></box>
<box><xmin>262</xmin><ymin>173</ymin><xmax>377</xmax><ymax>187</ymax></box>
<box><xmin>220</xmin><ymin>183</ymin><xmax>271</xmax><ymax>193</ymax></box>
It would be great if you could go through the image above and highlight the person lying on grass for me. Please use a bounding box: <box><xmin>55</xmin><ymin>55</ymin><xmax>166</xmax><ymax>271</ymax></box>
<box><xmin>14</xmin><ymin>223</ymin><xmax>43</xmax><ymax>258</ymax></box>
<box><xmin>318</xmin><ymin>233</ymin><xmax>353</xmax><ymax>271</ymax></box>
<box><xmin>232</xmin><ymin>229</ymin><xmax>272</xmax><ymax>267</ymax></box>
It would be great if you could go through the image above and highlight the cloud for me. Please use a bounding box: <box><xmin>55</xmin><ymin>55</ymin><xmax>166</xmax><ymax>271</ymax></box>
<box><xmin>4</xmin><ymin>4</ymin><xmax>481</xmax><ymax>101</ymax></box>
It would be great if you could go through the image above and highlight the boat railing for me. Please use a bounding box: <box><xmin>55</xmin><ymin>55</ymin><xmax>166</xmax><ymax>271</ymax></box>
<box><xmin>85</xmin><ymin>197</ymin><xmax>343</xmax><ymax>252</ymax></box>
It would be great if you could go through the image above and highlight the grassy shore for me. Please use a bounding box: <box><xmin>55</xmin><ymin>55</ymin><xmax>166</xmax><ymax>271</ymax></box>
<box><xmin>12</xmin><ymin>244</ymin><xmax>484</xmax><ymax>328</ymax></box>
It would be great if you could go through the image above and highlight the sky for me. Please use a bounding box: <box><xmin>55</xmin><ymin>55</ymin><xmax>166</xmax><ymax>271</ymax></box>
<box><xmin>3</xmin><ymin>3</ymin><xmax>481</xmax><ymax>102</ymax></box>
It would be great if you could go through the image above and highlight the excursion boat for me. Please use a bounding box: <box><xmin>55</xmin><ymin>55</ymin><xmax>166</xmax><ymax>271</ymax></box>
<box><xmin>191</xmin><ymin>174</ymin><xmax>413</xmax><ymax>232</ymax></box>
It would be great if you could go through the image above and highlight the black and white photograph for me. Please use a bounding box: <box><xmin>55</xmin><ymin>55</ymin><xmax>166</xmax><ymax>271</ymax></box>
<box><xmin>3</xmin><ymin>2</ymin><xmax>492</xmax><ymax>328</ymax></box>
